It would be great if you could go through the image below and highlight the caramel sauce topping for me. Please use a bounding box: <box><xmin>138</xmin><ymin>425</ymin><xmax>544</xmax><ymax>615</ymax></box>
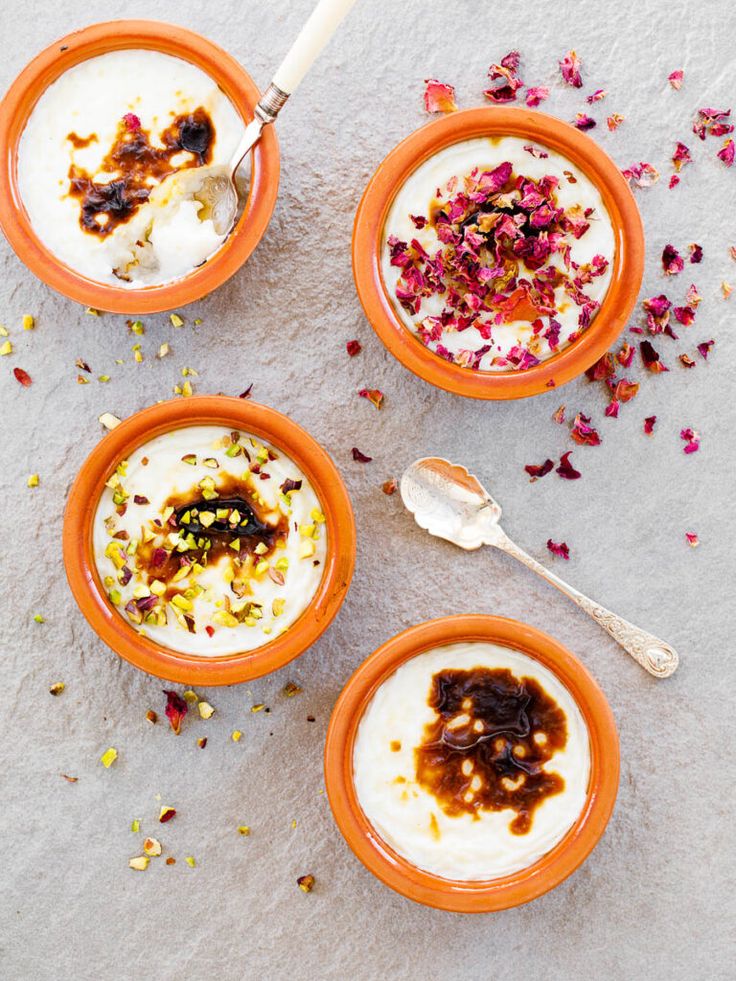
<box><xmin>415</xmin><ymin>667</ymin><xmax>568</xmax><ymax>834</ymax></box>
<box><xmin>66</xmin><ymin>108</ymin><xmax>215</xmax><ymax>237</ymax></box>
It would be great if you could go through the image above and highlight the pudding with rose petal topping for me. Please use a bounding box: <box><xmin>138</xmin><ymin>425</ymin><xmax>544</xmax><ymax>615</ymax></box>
<box><xmin>353</xmin><ymin>641</ymin><xmax>590</xmax><ymax>880</ymax></box>
<box><xmin>17</xmin><ymin>49</ymin><xmax>245</xmax><ymax>288</ymax></box>
<box><xmin>381</xmin><ymin>137</ymin><xmax>615</xmax><ymax>372</ymax></box>
<box><xmin>93</xmin><ymin>426</ymin><xmax>327</xmax><ymax>656</ymax></box>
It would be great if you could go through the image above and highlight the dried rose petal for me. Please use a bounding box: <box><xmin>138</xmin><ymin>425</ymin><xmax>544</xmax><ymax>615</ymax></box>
<box><xmin>297</xmin><ymin>874</ymin><xmax>315</xmax><ymax>893</ymax></box>
<box><xmin>661</xmin><ymin>244</ymin><xmax>684</xmax><ymax>275</ymax></box>
<box><xmin>644</xmin><ymin>415</ymin><xmax>657</xmax><ymax>435</ymax></box>
<box><xmin>622</xmin><ymin>162</ymin><xmax>660</xmax><ymax>188</ymax></box>
<box><xmin>358</xmin><ymin>388</ymin><xmax>384</xmax><ymax>409</ymax></box>
<box><xmin>382</xmin><ymin>478</ymin><xmax>398</xmax><ymax>495</ymax></box>
<box><xmin>585</xmin><ymin>353</ymin><xmax>616</xmax><ymax>382</ymax></box>
<box><xmin>607</xmin><ymin>114</ymin><xmax>625</xmax><ymax>131</ymax></box>
<box><xmin>570</xmin><ymin>412</ymin><xmax>601</xmax><ymax>446</ymax></box>
<box><xmin>680</xmin><ymin>427</ymin><xmax>700</xmax><ymax>454</ymax></box>
<box><xmin>525</xmin><ymin>86</ymin><xmax>549</xmax><ymax>108</ymax></box>
<box><xmin>668</xmin><ymin>175</ymin><xmax>680</xmax><ymax>189</ymax></box>
<box><xmin>616</xmin><ymin>342</ymin><xmax>635</xmax><ymax>368</ymax></box>
<box><xmin>673</xmin><ymin>306</ymin><xmax>695</xmax><ymax>326</ymax></box>
<box><xmin>423</xmin><ymin>79</ymin><xmax>457</xmax><ymax>114</ymax></box>
<box><xmin>163</xmin><ymin>690</ymin><xmax>187</xmax><ymax>735</ymax></box>
<box><xmin>159</xmin><ymin>806</ymin><xmax>176</xmax><ymax>823</ymax></box>
<box><xmin>693</xmin><ymin>107</ymin><xmax>733</xmax><ymax>140</ymax></box>
<box><xmin>13</xmin><ymin>367</ymin><xmax>32</xmax><ymax>387</ymax></box>
<box><xmin>484</xmin><ymin>51</ymin><xmax>523</xmax><ymax>104</ymax></box>
<box><xmin>280</xmin><ymin>478</ymin><xmax>303</xmax><ymax>494</ymax></box>
<box><xmin>122</xmin><ymin>112</ymin><xmax>141</xmax><ymax>130</ymax></box>
<box><xmin>679</xmin><ymin>353</ymin><xmax>696</xmax><ymax>368</ymax></box>
<box><xmin>586</xmin><ymin>89</ymin><xmax>607</xmax><ymax>104</ymax></box>
<box><xmin>524</xmin><ymin>459</ymin><xmax>554</xmax><ymax>480</ymax></box>
<box><xmin>351</xmin><ymin>447</ymin><xmax>372</xmax><ymax>463</ymax></box>
<box><xmin>559</xmin><ymin>50</ymin><xmax>583</xmax><ymax>88</ymax></box>
<box><xmin>685</xmin><ymin>532</ymin><xmax>700</xmax><ymax>547</ymax></box>
<box><xmin>697</xmin><ymin>339</ymin><xmax>714</xmax><ymax>359</ymax></box>
<box><xmin>238</xmin><ymin>384</ymin><xmax>253</xmax><ymax>400</ymax></box>
<box><xmin>668</xmin><ymin>69</ymin><xmax>684</xmax><ymax>90</ymax></box>
<box><xmin>717</xmin><ymin>138</ymin><xmax>735</xmax><ymax>167</ymax></box>
<box><xmin>672</xmin><ymin>141</ymin><xmax>692</xmax><ymax>172</ymax></box>
<box><xmin>556</xmin><ymin>452</ymin><xmax>581</xmax><ymax>480</ymax></box>
<box><xmin>346</xmin><ymin>339</ymin><xmax>362</xmax><ymax>357</ymax></box>
<box><xmin>552</xmin><ymin>404</ymin><xmax>566</xmax><ymax>425</ymax></box>
<box><xmin>640</xmin><ymin>340</ymin><xmax>668</xmax><ymax>373</ymax></box>
<box><xmin>573</xmin><ymin>113</ymin><xmax>596</xmax><ymax>131</ymax></box>
<box><xmin>546</xmin><ymin>539</ymin><xmax>570</xmax><ymax>560</ymax></box>
<box><xmin>689</xmin><ymin>243</ymin><xmax>703</xmax><ymax>264</ymax></box>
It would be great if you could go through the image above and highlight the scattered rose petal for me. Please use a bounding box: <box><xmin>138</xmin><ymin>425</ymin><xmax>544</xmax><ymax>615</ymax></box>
<box><xmin>661</xmin><ymin>244</ymin><xmax>684</xmax><ymax>275</ymax></box>
<box><xmin>524</xmin><ymin>459</ymin><xmax>554</xmax><ymax>480</ymax></box>
<box><xmin>547</xmin><ymin>539</ymin><xmax>570</xmax><ymax>560</ymax></box>
<box><xmin>484</xmin><ymin>51</ymin><xmax>523</xmax><ymax>104</ymax></box>
<box><xmin>686</xmin><ymin>283</ymin><xmax>702</xmax><ymax>307</ymax></box>
<box><xmin>163</xmin><ymin>690</ymin><xmax>187</xmax><ymax>735</ymax></box>
<box><xmin>668</xmin><ymin>69</ymin><xmax>684</xmax><ymax>90</ymax></box>
<box><xmin>723</xmin><ymin>281</ymin><xmax>732</xmax><ymax>299</ymax></box>
<box><xmin>693</xmin><ymin>107</ymin><xmax>733</xmax><ymax>141</ymax></box>
<box><xmin>351</xmin><ymin>447</ymin><xmax>372</xmax><ymax>463</ymax></box>
<box><xmin>586</xmin><ymin>89</ymin><xmax>607</xmax><ymax>104</ymax></box>
<box><xmin>668</xmin><ymin>175</ymin><xmax>680</xmax><ymax>189</ymax></box>
<box><xmin>607</xmin><ymin>114</ymin><xmax>625</xmax><ymax>131</ymax></box>
<box><xmin>382</xmin><ymin>478</ymin><xmax>398</xmax><ymax>495</ymax></box>
<box><xmin>297</xmin><ymin>874</ymin><xmax>315</xmax><ymax>894</ymax></box>
<box><xmin>622</xmin><ymin>162</ymin><xmax>660</xmax><ymax>187</ymax></box>
<box><xmin>552</xmin><ymin>404</ymin><xmax>566</xmax><ymax>424</ymax></box>
<box><xmin>346</xmin><ymin>339</ymin><xmax>361</xmax><ymax>357</ymax></box>
<box><xmin>685</xmin><ymin>532</ymin><xmax>700</xmax><ymax>548</ymax></box>
<box><xmin>616</xmin><ymin>342</ymin><xmax>635</xmax><ymax>368</ymax></box>
<box><xmin>640</xmin><ymin>340</ymin><xmax>668</xmax><ymax>372</ymax></box>
<box><xmin>559</xmin><ymin>50</ymin><xmax>583</xmax><ymax>88</ymax></box>
<box><xmin>680</xmin><ymin>427</ymin><xmax>700</xmax><ymax>453</ymax></box>
<box><xmin>697</xmin><ymin>339</ymin><xmax>714</xmax><ymax>359</ymax></box>
<box><xmin>672</xmin><ymin>141</ymin><xmax>692</xmax><ymax>171</ymax></box>
<box><xmin>123</xmin><ymin>112</ymin><xmax>141</xmax><ymax>130</ymax></box>
<box><xmin>570</xmin><ymin>412</ymin><xmax>601</xmax><ymax>446</ymax></box>
<box><xmin>159</xmin><ymin>806</ymin><xmax>177</xmax><ymax>823</ymax></box>
<box><xmin>358</xmin><ymin>388</ymin><xmax>384</xmax><ymax>409</ymax></box>
<box><xmin>679</xmin><ymin>353</ymin><xmax>696</xmax><ymax>368</ymax></box>
<box><xmin>556</xmin><ymin>451</ymin><xmax>581</xmax><ymax>480</ymax></box>
<box><xmin>673</xmin><ymin>306</ymin><xmax>695</xmax><ymax>325</ymax></box>
<box><xmin>688</xmin><ymin>243</ymin><xmax>703</xmax><ymax>264</ymax></box>
<box><xmin>13</xmin><ymin>367</ymin><xmax>32</xmax><ymax>387</ymax></box>
<box><xmin>717</xmin><ymin>138</ymin><xmax>735</xmax><ymax>167</ymax></box>
<box><xmin>525</xmin><ymin>86</ymin><xmax>549</xmax><ymax>108</ymax></box>
<box><xmin>573</xmin><ymin>112</ymin><xmax>596</xmax><ymax>131</ymax></box>
<box><xmin>423</xmin><ymin>79</ymin><xmax>457</xmax><ymax>114</ymax></box>
<box><xmin>644</xmin><ymin>415</ymin><xmax>657</xmax><ymax>435</ymax></box>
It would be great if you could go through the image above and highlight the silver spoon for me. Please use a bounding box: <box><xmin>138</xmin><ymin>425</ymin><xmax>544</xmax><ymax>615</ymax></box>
<box><xmin>400</xmin><ymin>457</ymin><xmax>679</xmax><ymax>679</ymax></box>
<box><xmin>194</xmin><ymin>0</ymin><xmax>358</xmax><ymax>234</ymax></box>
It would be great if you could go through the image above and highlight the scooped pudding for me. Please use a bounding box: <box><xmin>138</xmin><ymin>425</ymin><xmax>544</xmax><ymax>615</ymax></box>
<box><xmin>353</xmin><ymin>642</ymin><xmax>590</xmax><ymax>880</ymax></box>
<box><xmin>17</xmin><ymin>49</ymin><xmax>245</xmax><ymax>288</ymax></box>
<box><xmin>382</xmin><ymin>137</ymin><xmax>615</xmax><ymax>371</ymax></box>
<box><xmin>93</xmin><ymin>426</ymin><xmax>326</xmax><ymax>656</ymax></box>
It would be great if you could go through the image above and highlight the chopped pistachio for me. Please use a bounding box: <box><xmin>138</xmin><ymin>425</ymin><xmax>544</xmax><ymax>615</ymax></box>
<box><xmin>159</xmin><ymin>806</ymin><xmax>176</xmax><ymax>823</ymax></box>
<box><xmin>146</xmin><ymin>710</ymin><xmax>157</xmax><ymax>725</ymax></box>
<box><xmin>129</xmin><ymin>319</ymin><xmax>144</xmax><ymax>335</ymax></box>
<box><xmin>237</xmin><ymin>825</ymin><xmax>251</xmax><ymax>836</ymax></box>
<box><xmin>274</xmin><ymin>557</ymin><xmax>290</xmax><ymax>572</ymax></box>
<box><xmin>143</xmin><ymin>837</ymin><xmax>162</xmax><ymax>857</ymax></box>
<box><xmin>128</xmin><ymin>855</ymin><xmax>149</xmax><ymax>871</ymax></box>
<box><xmin>291</xmin><ymin>819</ymin><xmax>298</xmax><ymax>829</ymax></box>
<box><xmin>150</xmin><ymin>580</ymin><xmax>166</xmax><ymax>597</ymax></box>
<box><xmin>157</xmin><ymin>342</ymin><xmax>170</xmax><ymax>358</ymax></box>
<box><xmin>272</xmin><ymin>597</ymin><xmax>286</xmax><ymax>617</ymax></box>
<box><xmin>198</xmin><ymin>701</ymin><xmax>215</xmax><ymax>720</ymax></box>
<box><xmin>33</xmin><ymin>613</ymin><xmax>45</xmax><ymax>624</ymax></box>
<box><xmin>170</xmin><ymin>313</ymin><xmax>184</xmax><ymax>328</ymax></box>
<box><xmin>231</xmin><ymin>729</ymin><xmax>242</xmax><ymax>742</ymax></box>
<box><xmin>98</xmin><ymin>375</ymin><xmax>110</xmax><ymax>383</ymax></box>
<box><xmin>22</xmin><ymin>314</ymin><xmax>34</xmax><ymax>331</ymax></box>
<box><xmin>0</xmin><ymin>340</ymin><xmax>12</xmax><ymax>356</ymax></box>
<box><xmin>193</xmin><ymin>318</ymin><xmax>202</xmax><ymax>326</ymax></box>
<box><xmin>254</xmin><ymin>560</ymin><xmax>269</xmax><ymax>576</ymax></box>
<box><xmin>100</xmin><ymin>747</ymin><xmax>118</xmax><ymax>768</ymax></box>
<box><xmin>310</xmin><ymin>509</ymin><xmax>326</xmax><ymax>524</ymax></box>
<box><xmin>202</xmin><ymin>457</ymin><xmax>219</xmax><ymax>469</ymax></box>
<box><xmin>283</xmin><ymin>681</ymin><xmax>302</xmax><ymax>697</ymax></box>
<box><xmin>183</xmin><ymin>690</ymin><xmax>198</xmax><ymax>703</ymax></box>
<box><xmin>297</xmin><ymin>874</ymin><xmax>315</xmax><ymax>893</ymax></box>
<box><xmin>197</xmin><ymin>737</ymin><xmax>207</xmax><ymax>749</ymax></box>
<box><xmin>171</xmin><ymin>594</ymin><xmax>192</xmax><ymax>612</ymax></box>
<box><xmin>298</xmin><ymin>540</ymin><xmax>316</xmax><ymax>560</ymax></box>
<box><xmin>85</xmin><ymin>307</ymin><xmax>100</xmax><ymax>317</ymax></box>
<box><xmin>49</xmin><ymin>682</ymin><xmax>65</xmax><ymax>696</ymax></box>
<box><xmin>0</xmin><ymin>324</ymin><xmax>7</xmax><ymax>336</ymax></box>
<box><xmin>185</xmin><ymin>856</ymin><xmax>196</xmax><ymax>868</ymax></box>
<box><xmin>27</xmin><ymin>473</ymin><xmax>39</xmax><ymax>488</ymax></box>
<box><xmin>131</xmin><ymin>819</ymin><xmax>140</xmax><ymax>832</ymax></box>
<box><xmin>251</xmin><ymin>703</ymin><xmax>265</xmax><ymax>713</ymax></box>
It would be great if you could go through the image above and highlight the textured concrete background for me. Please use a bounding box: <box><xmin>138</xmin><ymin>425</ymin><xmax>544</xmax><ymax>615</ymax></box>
<box><xmin>1</xmin><ymin>1</ymin><xmax>734</xmax><ymax>979</ymax></box>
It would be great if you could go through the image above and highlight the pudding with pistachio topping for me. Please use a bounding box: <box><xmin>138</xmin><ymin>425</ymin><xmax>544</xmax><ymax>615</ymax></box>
<box><xmin>382</xmin><ymin>137</ymin><xmax>615</xmax><ymax>372</ymax></box>
<box><xmin>353</xmin><ymin>642</ymin><xmax>590</xmax><ymax>881</ymax></box>
<box><xmin>93</xmin><ymin>426</ymin><xmax>327</xmax><ymax>656</ymax></box>
<box><xmin>17</xmin><ymin>49</ymin><xmax>245</xmax><ymax>288</ymax></box>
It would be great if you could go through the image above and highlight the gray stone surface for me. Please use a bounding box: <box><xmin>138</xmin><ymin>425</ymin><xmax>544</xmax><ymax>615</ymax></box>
<box><xmin>1</xmin><ymin>1</ymin><xmax>734</xmax><ymax>979</ymax></box>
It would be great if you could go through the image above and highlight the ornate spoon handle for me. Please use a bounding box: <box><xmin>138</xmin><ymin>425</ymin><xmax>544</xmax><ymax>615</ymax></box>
<box><xmin>494</xmin><ymin>531</ymin><xmax>679</xmax><ymax>678</ymax></box>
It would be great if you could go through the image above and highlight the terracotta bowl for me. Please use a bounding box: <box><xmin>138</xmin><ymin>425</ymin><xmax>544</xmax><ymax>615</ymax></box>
<box><xmin>324</xmin><ymin>615</ymin><xmax>619</xmax><ymax>912</ymax></box>
<box><xmin>63</xmin><ymin>397</ymin><xmax>355</xmax><ymax>685</ymax></box>
<box><xmin>352</xmin><ymin>107</ymin><xmax>644</xmax><ymax>399</ymax></box>
<box><xmin>0</xmin><ymin>20</ymin><xmax>280</xmax><ymax>314</ymax></box>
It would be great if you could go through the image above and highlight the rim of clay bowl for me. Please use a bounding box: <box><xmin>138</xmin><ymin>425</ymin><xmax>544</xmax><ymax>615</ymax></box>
<box><xmin>352</xmin><ymin>107</ymin><xmax>644</xmax><ymax>399</ymax></box>
<box><xmin>62</xmin><ymin>397</ymin><xmax>355</xmax><ymax>685</ymax></box>
<box><xmin>0</xmin><ymin>20</ymin><xmax>280</xmax><ymax>313</ymax></box>
<box><xmin>324</xmin><ymin>614</ymin><xmax>619</xmax><ymax>912</ymax></box>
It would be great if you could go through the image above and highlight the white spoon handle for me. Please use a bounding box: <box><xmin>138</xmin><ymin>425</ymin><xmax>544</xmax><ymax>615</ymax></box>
<box><xmin>272</xmin><ymin>0</ymin><xmax>358</xmax><ymax>95</ymax></box>
<box><xmin>494</xmin><ymin>531</ymin><xmax>679</xmax><ymax>678</ymax></box>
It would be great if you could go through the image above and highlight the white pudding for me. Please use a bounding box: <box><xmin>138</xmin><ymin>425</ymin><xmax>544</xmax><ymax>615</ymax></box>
<box><xmin>382</xmin><ymin>137</ymin><xmax>615</xmax><ymax>371</ymax></box>
<box><xmin>353</xmin><ymin>642</ymin><xmax>590</xmax><ymax>881</ymax></box>
<box><xmin>93</xmin><ymin>426</ymin><xmax>327</xmax><ymax>656</ymax></box>
<box><xmin>17</xmin><ymin>49</ymin><xmax>245</xmax><ymax>288</ymax></box>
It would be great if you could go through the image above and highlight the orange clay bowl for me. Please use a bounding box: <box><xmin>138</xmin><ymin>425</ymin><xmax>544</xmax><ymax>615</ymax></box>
<box><xmin>324</xmin><ymin>615</ymin><xmax>619</xmax><ymax>912</ymax></box>
<box><xmin>0</xmin><ymin>20</ymin><xmax>279</xmax><ymax>314</ymax></box>
<box><xmin>63</xmin><ymin>397</ymin><xmax>355</xmax><ymax>685</ymax></box>
<box><xmin>352</xmin><ymin>107</ymin><xmax>644</xmax><ymax>399</ymax></box>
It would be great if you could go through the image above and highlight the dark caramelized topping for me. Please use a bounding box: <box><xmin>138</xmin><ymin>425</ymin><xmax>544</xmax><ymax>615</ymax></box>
<box><xmin>172</xmin><ymin>497</ymin><xmax>270</xmax><ymax>538</ymax></box>
<box><xmin>67</xmin><ymin>107</ymin><xmax>215</xmax><ymax>237</ymax></box>
<box><xmin>415</xmin><ymin>667</ymin><xmax>568</xmax><ymax>834</ymax></box>
<box><xmin>66</xmin><ymin>131</ymin><xmax>98</xmax><ymax>149</ymax></box>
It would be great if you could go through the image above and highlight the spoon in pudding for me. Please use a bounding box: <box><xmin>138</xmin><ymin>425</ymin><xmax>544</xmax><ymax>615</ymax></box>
<box><xmin>193</xmin><ymin>0</ymin><xmax>358</xmax><ymax>234</ymax></box>
<box><xmin>400</xmin><ymin>457</ymin><xmax>679</xmax><ymax>679</ymax></box>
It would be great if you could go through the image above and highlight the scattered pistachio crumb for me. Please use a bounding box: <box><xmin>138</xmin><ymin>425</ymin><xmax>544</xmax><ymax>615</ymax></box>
<box><xmin>0</xmin><ymin>340</ymin><xmax>12</xmax><ymax>356</ymax></box>
<box><xmin>231</xmin><ymin>729</ymin><xmax>242</xmax><ymax>742</ymax></box>
<box><xmin>0</xmin><ymin>324</ymin><xmax>8</xmax><ymax>336</ymax></box>
<box><xmin>185</xmin><ymin>856</ymin><xmax>196</xmax><ymax>868</ymax></box>
<box><xmin>129</xmin><ymin>855</ymin><xmax>149</xmax><ymax>871</ymax></box>
<box><xmin>291</xmin><ymin>819</ymin><xmax>297</xmax><ymax>830</ymax></box>
<box><xmin>99</xmin><ymin>412</ymin><xmax>122</xmax><ymax>431</ymax></box>
<box><xmin>297</xmin><ymin>874</ymin><xmax>315</xmax><ymax>893</ymax></box>
<box><xmin>27</xmin><ymin>473</ymin><xmax>39</xmax><ymax>488</ymax></box>
<box><xmin>283</xmin><ymin>682</ymin><xmax>302</xmax><ymax>697</ymax></box>
<box><xmin>143</xmin><ymin>837</ymin><xmax>162</xmax><ymax>857</ymax></box>
<box><xmin>85</xmin><ymin>307</ymin><xmax>100</xmax><ymax>316</ymax></box>
<box><xmin>158</xmin><ymin>806</ymin><xmax>176</xmax><ymax>823</ymax></box>
<box><xmin>49</xmin><ymin>682</ymin><xmax>65</xmax><ymax>696</ymax></box>
<box><xmin>183</xmin><ymin>690</ymin><xmax>199</xmax><ymax>703</ymax></box>
<box><xmin>98</xmin><ymin>375</ymin><xmax>110</xmax><ymax>383</ymax></box>
<box><xmin>100</xmin><ymin>747</ymin><xmax>118</xmax><ymax>768</ymax></box>
<box><xmin>131</xmin><ymin>819</ymin><xmax>140</xmax><ymax>833</ymax></box>
<box><xmin>146</xmin><ymin>710</ymin><xmax>157</xmax><ymax>724</ymax></box>
<box><xmin>193</xmin><ymin>318</ymin><xmax>202</xmax><ymax>326</ymax></box>
<box><xmin>170</xmin><ymin>313</ymin><xmax>184</xmax><ymax>328</ymax></box>
<box><xmin>237</xmin><ymin>825</ymin><xmax>251</xmax><ymax>836</ymax></box>
<box><xmin>33</xmin><ymin>613</ymin><xmax>45</xmax><ymax>624</ymax></box>
<box><xmin>251</xmin><ymin>703</ymin><xmax>265</xmax><ymax>713</ymax></box>
<box><xmin>157</xmin><ymin>342</ymin><xmax>170</xmax><ymax>358</ymax></box>
<box><xmin>22</xmin><ymin>314</ymin><xmax>34</xmax><ymax>331</ymax></box>
<box><xmin>129</xmin><ymin>319</ymin><xmax>144</xmax><ymax>335</ymax></box>
<box><xmin>198</xmin><ymin>701</ymin><xmax>215</xmax><ymax>719</ymax></box>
